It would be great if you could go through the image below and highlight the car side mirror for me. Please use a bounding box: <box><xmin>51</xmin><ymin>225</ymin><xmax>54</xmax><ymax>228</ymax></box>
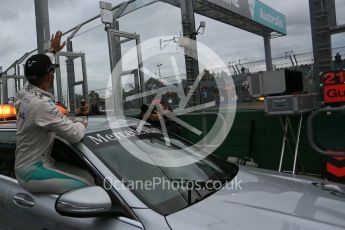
<box><xmin>56</xmin><ymin>186</ymin><xmax>112</xmax><ymax>217</ymax></box>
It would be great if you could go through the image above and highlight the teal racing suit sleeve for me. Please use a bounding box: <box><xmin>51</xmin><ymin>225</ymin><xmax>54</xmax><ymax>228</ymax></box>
<box><xmin>34</xmin><ymin>99</ymin><xmax>85</xmax><ymax>143</ymax></box>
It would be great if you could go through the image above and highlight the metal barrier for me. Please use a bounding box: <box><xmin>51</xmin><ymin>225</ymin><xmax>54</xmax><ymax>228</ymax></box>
<box><xmin>0</xmin><ymin>75</ymin><xmax>26</xmax><ymax>104</ymax></box>
<box><xmin>105</xmin><ymin>28</ymin><xmax>145</xmax><ymax>114</ymax></box>
<box><xmin>307</xmin><ymin>106</ymin><xmax>345</xmax><ymax>156</ymax></box>
<box><xmin>55</xmin><ymin>51</ymin><xmax>89</xmax><ymax>112</ymax></box>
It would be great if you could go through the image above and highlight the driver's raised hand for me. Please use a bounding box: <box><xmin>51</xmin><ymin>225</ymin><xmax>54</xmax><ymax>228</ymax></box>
<box><xmin>50</xmin><ymin>31</ymin><xmax>66</xmax><ymax>53</ymax></box>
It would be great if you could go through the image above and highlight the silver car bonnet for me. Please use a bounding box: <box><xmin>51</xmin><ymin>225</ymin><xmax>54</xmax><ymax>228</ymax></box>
<box><xmin>166</xmin><ymin>167</ymin><xmax>345</xmax><ymax>230</ymax></box>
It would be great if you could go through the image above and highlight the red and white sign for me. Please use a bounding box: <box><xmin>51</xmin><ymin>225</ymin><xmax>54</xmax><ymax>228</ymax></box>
<box><xmin>322</xmin><ymin>70</ymin><xmax>345</xmax><ymax>104</ymax></box>
<box><xmin>324</xmin><ymin>84</ymin><xmax>345</xmax><ymax>103</ymax></box>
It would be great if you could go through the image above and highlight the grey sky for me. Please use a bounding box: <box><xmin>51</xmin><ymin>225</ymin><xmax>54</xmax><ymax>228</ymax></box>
<box><xmin>1</xmin><ymin>0</ymin><xmax>345</xmax><ymax>92</ymax></box>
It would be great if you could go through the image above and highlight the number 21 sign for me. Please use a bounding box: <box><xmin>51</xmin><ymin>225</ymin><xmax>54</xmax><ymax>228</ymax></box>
<box><xmin>323</xmin><ymin>70</ymin><xmax>345</xmax><ymax>103</ymax></box>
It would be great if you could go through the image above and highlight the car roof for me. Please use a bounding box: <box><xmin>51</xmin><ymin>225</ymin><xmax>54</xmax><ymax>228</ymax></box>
<box><xmin>0</xmin><ymin>116</ymin><xmax>147</xmax><ymax>133</ymax></box>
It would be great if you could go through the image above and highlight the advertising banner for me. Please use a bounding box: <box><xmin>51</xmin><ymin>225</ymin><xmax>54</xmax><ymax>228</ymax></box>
<box><xmin>206</xmin><ymin>0</ymin><xmax>287</xmax><ymax>35</ymax></box>
<box><xmin>252</xmin><ymin>0</ymin><xmax>287</xmax><ymax>35</ymax></box>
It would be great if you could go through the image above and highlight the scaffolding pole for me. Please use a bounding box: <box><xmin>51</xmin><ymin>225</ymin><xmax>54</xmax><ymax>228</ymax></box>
<box><xmin>180</xmin><ymin>0</ymin><xmax>201</xmax><ymax>106</ymax></box>
<box><xmin>264</xmin><ymin>34</ymin><xmax>273</xmax><ymax>71</ymax></box>
<box><xmin>34</xmin><ymin>0</ymin><xmax>51</xmax><ymax>54</ymax></box>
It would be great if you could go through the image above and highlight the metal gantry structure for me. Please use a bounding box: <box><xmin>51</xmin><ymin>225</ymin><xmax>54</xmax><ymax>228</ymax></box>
<box><xmin>309</xmin><ymin>0</ymin><xmax>345</xmax><ymax>73</ymax></box>
<box><xmin>309</xmin><ymin>0</ymin><xmax>337</xmax><ymax>74</ymax></box>
<box><xmin>55</xmin><ymin>52</ymin><xmax>89</xmax><ymax>111</ymax></box>
<box><xmin>1</xmin><ymin>0</ymin><xmax>287</xmax><ymax>109</ymax></box>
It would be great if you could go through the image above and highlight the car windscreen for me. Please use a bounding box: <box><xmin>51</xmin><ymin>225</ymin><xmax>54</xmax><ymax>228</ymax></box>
<box><xmin>83</xmin><ymin>126</ymin><xmax>238</xmax><ymax>216</ymax></box>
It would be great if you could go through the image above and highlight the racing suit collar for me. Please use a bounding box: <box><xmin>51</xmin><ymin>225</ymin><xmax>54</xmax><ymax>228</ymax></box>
<box><xmin>24</xmin><ymin>82</ymin><xmax>53</xmax><ymax>98</ymax></box>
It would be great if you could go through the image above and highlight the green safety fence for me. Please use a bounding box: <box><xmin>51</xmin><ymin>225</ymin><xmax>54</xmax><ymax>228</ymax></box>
<box><xmin>128</xmin><ymin>108</ymin><xmax>345</xmax><ymax>176</ymax></box>
<box><xmin>178</xmin><ymin>109</ymin><xmax>328</xmax><ymax>176</ymax></box>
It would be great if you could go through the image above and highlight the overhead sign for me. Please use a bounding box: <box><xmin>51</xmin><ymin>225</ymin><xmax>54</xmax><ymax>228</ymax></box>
<box><xmin>252</xmin><ymin>0</ymin><xmax>287</xmax><ymax>35</ymax></box>
<box><xmin>322</xmin><ymin>70</ymin><xmax>345</xmax><ymax>103</ymax></box>
<box><xmin>206</xmin><ymin>0</ymin><xmax>287</xmax><ymax>35</ymax></box>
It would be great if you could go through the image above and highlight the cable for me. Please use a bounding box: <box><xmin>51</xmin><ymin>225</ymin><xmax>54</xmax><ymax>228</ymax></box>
<box><xmin>73</xmin><ymin>23</ymin><xmax>104</xmax><ymax>38</ymax></box>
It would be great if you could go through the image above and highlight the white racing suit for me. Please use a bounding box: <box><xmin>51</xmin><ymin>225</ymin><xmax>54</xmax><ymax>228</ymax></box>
<box><xmin>15</xmin><ymin>83</ymin><xmax>93</xmax><ymax>193</ymax></box>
